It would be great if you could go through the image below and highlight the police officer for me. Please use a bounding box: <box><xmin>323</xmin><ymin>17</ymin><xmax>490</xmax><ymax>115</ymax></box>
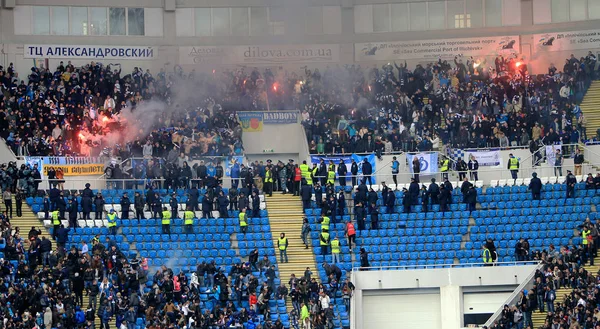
<box><xmin>107</xmin><ymin>209</ymin><xmax>118</xmax><ymax>236</ymax></box>
<box><xmin>566</xmin><ymin>170</ymin><xmax>576</xmax><ymax>198</ymax></box>
<box><xmin>184</xmin><ymin>206</ymin><xmax>195</xmax><ymax>234</ymax></box>
<box><xmin>508</xmin><ymin>153</ymin><xmax>519</xmax><ymax>182</ymax></box>
<box><xmin>320</xmin><ymin>228</ymin><xmax>330</xmax><ymax>256</ymax></box>
<box><xmin>120</xmin><ymin>193</ymin><xmax>131</xmax><ymax>220</ymax></box>
<box><xmin>239</xmin><ymin>207</ymin><xmax>248</xmax><ymax>234</ymax></box>
<box><xmin>264</xmin><ymin>166</ymin><xmax>274</xmax><ymax>197</ymax></box>
<box><xmin>278</xmin><ymin>233</ymin><xmax>288</xmax><ymax>263</ymax></box>
<box><xmin>440</xmin><ymin>156</ymin><xmax>450</xmax><ymax>181</ymax></box>
<box><xmin>331</xmin><ymin>236</ymin><xmax>341</xmax><ymax>264</ymax></box>
<box><xmin>169</xmin><ymin>192</ymin><xmax>179</xmax><ymax>219</ymax></box>
<box><xmin>337</xmin><ymin>160</ymin><xmax>347</xmax><ymax>187</ymax></box>
<box><xmin>161</xmin><ymin>206</ymin><xmax>171</xmax><ymax>235</ymax></box>
<box><xmin>52</xmin><ymin>209</ymin><xmax>61</xmax><ymax>239</ymax></box>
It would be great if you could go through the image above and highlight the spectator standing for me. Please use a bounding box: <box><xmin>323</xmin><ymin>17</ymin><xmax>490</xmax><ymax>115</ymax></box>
<box><xmin>350</xmin><ymin>160</ymin><xmax>358</xmax><ymax>187</ymax></box>
<box><xmin>574</xmin><ymin>148</ymin><xmax>584</xmax><ymax>176</ymax></box>
<box><xmin>301</xmin><ymin>217</ymin><xmax>310</xmax><ymax>249</ymax></box>
<box><xmin>3</xmin><ymin>189</ymin><xmax>12</xmax><ymax>218</ymax></box>
<box><xmin>468</xmin><ymin>155</ymin><xmax>479</xmax><ymax>181</ymax></box>
<box><xmin>391</xmin><ymin>156</ymin><xmax>399</xmax><ymax>186</ymax></box>
<box><xmin>362</xmin><ymin>158</ymin><xmax>373</xmax><ymax>187</ymax></box>
<box><xmin>507</xmin><ymin>153</ymin><xmax>519</xmax><ymax>183</ymax></box>
<box><xmin>529</xmin><ymin>173</ymin><xmax>542</xmax><ymax>200</ymax></box>
<box><xmin>359</xmin><ymin>248</ymin><xmax>370</xmax><ymax>270</ymax></box>
<box><xmin>278</xmin><ymin>233</ymin><xmax>289</xmax><ymax>263</ymax></box>
<box><xmin>412</xmin><ymin>156</ymin><xmax>421</xmax><ymax>183</ymax></box>
<box><xmin>554</xmin><ymin>149</ymin><xmax>563</xmax><ymax>176</ymax></box>
<box><xmin>566</xmin><ymin>170</ymin><xmax>577</xmax><ymax>198</ymax></box>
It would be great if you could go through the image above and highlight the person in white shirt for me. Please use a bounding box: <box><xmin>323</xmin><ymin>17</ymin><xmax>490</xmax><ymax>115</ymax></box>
<box><xmin>81</xmin><ymin>241</ymin><xmax>88</xmax><ymax>254</ymax></box>
<box><xmin>319</xmin><ymin>292</ymin><xmax>330</xmax><ymax>310</ymax></box>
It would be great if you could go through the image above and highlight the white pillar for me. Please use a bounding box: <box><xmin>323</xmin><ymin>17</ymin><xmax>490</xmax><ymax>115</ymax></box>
<box><xmin>440</xmin><ymin>285</ymin><xmax>463</xmax><ymax>329</ymax></box>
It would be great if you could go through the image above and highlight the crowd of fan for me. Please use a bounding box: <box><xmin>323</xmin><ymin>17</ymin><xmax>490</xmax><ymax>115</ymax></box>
<box><xmin>299</xmin><ymin>53</ymin><xmax>598</xmax><ymax>155</ymax></box>
<box><xmin>0</xmin><ymin>62</ymin><xmax>243</xmax><ymax>158</ymax></box>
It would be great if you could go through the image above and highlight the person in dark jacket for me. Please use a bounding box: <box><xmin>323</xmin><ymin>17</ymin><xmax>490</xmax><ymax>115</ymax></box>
<box><xmin>350</xmin><ymin>160</ymin><xmax>358</xmax><ymax>187</ymax></box>
<box><xmin>189</xmin><ymin>186</ymin><xmax>199</xmax><ymax>211</ymax></box>
<box><xmin>169</xmin><ymin>193</ymin><xmax>179</xmax><ymax>219</ymax></box>
<box><xmin>355</xmin><ymin>201</ymin><xmax>365</xmax><ymax>231</ymax></box>
<box><xmin>412</xmin><ymin>156</ymin><xmax>421</xmax><ymax>183</ymax></box>
<box><xmin>43</xmin><ymin>195</ymin><xmax>51</xmax><ymax>219</ymax></box>
<box><xmin>251</xmin><ymin>191</ymin><xmax>260</xmax><ymax>217</ymax></box>
<box><xmin>217</xmin><ymin>191</ymin><xmax>229</xmax><ymax>218</ymax></box>
<box><xmin>460</xmin><ymin>177</ymin><xmax>473</xmax><ymax>203</ymax></box>
<box><xmin>151</xmin><ymin>193</ymin><xmax>162</xmax><ymax>218</ymax></box>
<box><xmin>402</xmin><ymin>188</ymin><xmax>411</xmax><ymax>213</ymax></box>
<box><xmin>370</xmin><ymin>204</ymin><xmax>379</xmax><ymax>230</ymax></box>
<box><xmin>528</xmin><ymin>173</ymin><xmax>543</xmax><ymax>200</ymax></box>
<box><xmin>466</xmin><ymin>185</ymin><xmax>477</xmax><ymax>212</ymax></box>
<box><xmin>386</xmin><ymin>189</ymin><xmax>396</xmax><ymax>214</ymax></box>
<box><xmin>428</xmin><ymin>178</ymin><xmax>440</xmax><ymax>204</ymax></box>
<box><xmin>56</xmin><ymin>191</ymin><xmax>67</xmax><ymax>219</ymax></box>
<box><xmin>439</xmin><ymin>185</ymin><xmax>450</xmax><ymax>213</ymax></box>
<box><xmin>359</xmin><ymin>248</ymin><xmax>370</xmax><ymax>270</ymax></box>
<box><xmin>456</xmin><ymin>158</ymin><xmax>468</xmax><ymax>181</ymax></box>
<box><xmin>408</xmin><ymin>178</ymin><xmax>419</xmax><ymax>205</ymax></box>
<box><xmin>202</xmin><ymin>192</ymin><xmax>213</xmax><ymax>218</ymax></box>
<box><xmin>56</xmin><ymin>225</ymin><xmax>70</xmax><ymax>249</ymax></box>
<box><xmin>301</xmin><ymin>185</ymin><xmax>312</xmax><ymax>211</ymax></box>
<box><xmin>94</xmin><ymin>193</ymin><xmax>105</xmax><ymax>219</ymax></box>
<box><xmin>81</xmin><ymin>184</ymin><xmax>93</xmax><ymax>220</ymax></box>
<box><xmin>361</xmin><ymin>158</ymin><xmax>373</xmax><ymax>187</ymax></box>
<box><xmin>566</xmin><ymin>170</ymin><xmax>577</xmax><ymax>198</ymax></box>
<box><xmin>337</xmin><ymin>160</ymin><xmax>347</xmax><ymax>187</ymax></box>
<box><xmin>134</xmin><ymin>191</ymin><xmax>145</xmax><ymax>221</ymax></box>
<box><xmin>420</xmin><ymin>185</ymin><xmax>429</xmax><ymax>213</ymax></box>
<box><xmin>443</xmin><ymin>178</ymin><xmax>454</xmax><ymax>204</ymax></box>
<box><xmin>120</xmin><ymin>193</ymin><xmax>131</xmax><ymax>220</ymax></box>
<box><xmin>356</xmin><ymin>183</ymin><xmax>368</xmax><ymax>205</ymax></box>
<box><xmin>314</xmin><ymin>183</ymin><xmax>323</xmax><ymax>207</ymax></box>
<box><xmin>485</xmin><ymin>238</ymin><xmax>497</xmax><ymax>263</ymax></box>
<box><xmin>68</xmin><ymin>198</ymin><xmax>78</xmax><ymax>229</ymax></box>
<box><xmin>337</xmin><ymin>191</ymin><xmax>346</xmax><ymax>216</ymax></box>
<box><xmin>367</xmin><ymin>188</ymin><xmax>378</xmax><ymax>213</ymax></box>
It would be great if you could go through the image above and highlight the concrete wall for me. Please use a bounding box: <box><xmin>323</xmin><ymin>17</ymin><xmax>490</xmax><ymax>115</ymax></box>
<box><xmin>242</xmin><ymin>123</ymin><xmax>306</xmax><ymax>164</ymax></box>
<box><xmin>351</xmin><ymin>264</ymin><xmax>538</xmax><ymax>329</ymax></box>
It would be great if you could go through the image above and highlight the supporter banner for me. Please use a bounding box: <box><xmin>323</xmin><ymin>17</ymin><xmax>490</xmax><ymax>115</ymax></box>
<box><xmin>464</xmin><ymin>150</ymin><xmax>503</xmax><ymax>168</ymax></box>
<box><xmin>406</xmin><ymin>152</ymin><xmax>439</xmax><ymax>174</ymax></box>
<box><xmin>180</xmin><ymin>44</ymin><xmax>340</xmax><ymax>65</ymax></box>
<box><xmin>262</xmin><ymin>111</ymin><xmax>299</xmax><ymax>124</ymax></box>
<box><xmin>351</xmin><ymin>154</ymin><xmax>377</xmax><ymax>183</ymax></box>
<box><xmin>42</xmin><ymin>164</ymin><xmax>105</xmax><ymax>176</ymax></box>
<box><xmin>24</xmin><ymin>157</ymin><xmax>44</xmax><ymax>179</ymax></box>
<box><xmin>546</xmin><ymin>145</ymin><xmax>562</xmax><ymax>166</ymax></box>
<box><xmin>237</xmin><ymin>112</ymin><xmax>263</xmax><ymax>132</ymax></box>
<box><xmin>225</xmin><ymin>156</ymin><xmax>245</xmax><ymax>177</ymax></box>
<box><xmin>24</xmin><ymin>45</ymin><xmax>157</xmax><ymax>60</ymax></box>
<box><xmin>534</xmin><ymin>29</ymin><xmax>600</xmax><ymax>52</ymax></box>
<box><xmin>355</xmin><ymin>35</ymin><xmax>520</xmax><ymax>61</ymax></box>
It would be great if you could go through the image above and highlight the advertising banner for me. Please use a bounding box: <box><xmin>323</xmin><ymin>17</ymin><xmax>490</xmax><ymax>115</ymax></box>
<box><xmin>225</xmin><ymin>156</ymin><xmax>245</xmax><ymax>177</ymax></box>
<box><xmin>237</xmin><ymin>112</ymin><xmax>264</xmax><ymax>132</ymax></box>
<box><xmin>25</xmin><ymin>45</ymin><xmax>157</xmax><ymax>60</ymax></box>
<box><xmin>310</xmin><ymin>155</ymin><xmax>353</xmax><ymax>173</ymax></box>
<box><xmin>534</xmin><ymin>29</ymin><xmax>600</xmax><ymax>52</ymax></box>
<box><xmin>406</xmin><ymin>152</ymin><xmax>439</xmax><ymax>174</ymax></box>
<box><xmin>355</xmin><ymin>35</ymin><xmax>520</xmax><ymax>61</ymax></box>
<box><xmin>464</xmin><ymin>150</ymin><xmax>503</xmax><ymax>168</ymax></box>
<box><xmin>42</xmin><ymin>164</ymin><xmax>105</xmax><ymax>176</ymax></box>
<box><xmin>180</xmin><ymin>44</ymin><xmax>340</xmax><ymax>65</ymax></box>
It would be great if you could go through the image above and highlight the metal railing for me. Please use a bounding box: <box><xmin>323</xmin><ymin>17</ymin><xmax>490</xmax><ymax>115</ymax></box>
<box><xmin>483</xmin><ymin>262</ymin><xmax>544</xmax><ymax>328</ymax></box>
<box><xmin>351</xmin><ymin>260</ymin><xmax>541</xmax><ymax>272</ymax></box>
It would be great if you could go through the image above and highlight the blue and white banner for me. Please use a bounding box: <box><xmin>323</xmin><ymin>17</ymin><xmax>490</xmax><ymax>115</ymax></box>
<box><xmin>225</xmin><ymin>156</ymin><xmax>245</xmax><ymax>177</ymax></box>
<box><xmin>546</xmin><ymin>145</ymin><xmax>562</xmax><ymax>166</ymax></box>
<box><xmin>406</xmin><ymin>152</ymin><xmax>438</xmax><ymax>174</ymax></box>
<box><xmin>24</xmin><ymin>157</ymin><xmax>44</xmax><ymax>179</ymax></box>
<box><xmin>465</xmin><ymin>150</ymin><xmax>503</xmax><ymax>168</ymax></box>
<box><xmin>25</xmin><ymin>45</ymin><xmax>157</xmax><ymax>60</ymax></box>
<box><xmin>310</xmin><ymin>155</ymin><xmax>352</xmax><ymax>173</ymax></box>
<box><xmin>351</xmin><ymin>154</ymin><xmax>377</xmax><ymax>183</ymax></box>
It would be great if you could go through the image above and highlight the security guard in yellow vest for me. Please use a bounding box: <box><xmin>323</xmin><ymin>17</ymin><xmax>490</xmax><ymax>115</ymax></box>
<box><xmin>320</xmin><ymin>215</ymin><xmax>330</xmax><ymax>232</ymax></box>
<box><xmin>311</xmin><ymin>165</ymin><xmax>318</xmax><ymax>186</ymax></box>
<box><xmin>278</xmin><ymin>232</ymin><xmax>289</xmax><ymax>263</ymax></box>
<box><xmin>328</xmin><ymin>161</ymin><xmax>335</xmax><ymax>173</ymax></box>
<box><xmin>331</xmin><ymin>236</ymin><xmax>341</xmax><ymax>264</ymax></box>
<box><xmin>320</xmin><ymin>228</ymin><xmax>330</xmax><ymax>256</ymax></box>
<box><xmin>92</xmin><ymin>234</ymin><xmax>100</xmax><ymax>245</ymax></box>
<box><xmin>440</xmin><ymin>156</ymin><xmax>450</xmax><ymax>181</ymax></box>
<box><xmin>583</xmin><ymin>226</ymin><xmax>591</xmax><ymax>246</ymax></box>
<box><xmin>300</xmin><ymin>161</ymin><xmax>310</xmax><ymax>183</ymax></box>
<box><xmin>327</xmin><ymin>169</ymin><xmax>336</xmax><ymax>186</ymax></box>
<box><xmin>482</xmin><ymin>244</ymin><xmax>493</xmax><ymax>266</ymax></box>
<box><xmin>239</xmin><ymin>208</ymin><xmax>248</xmax><ymax>234</ymax></box>
<box><xmin>184</xmin><ymin>207</ymin><xmax>195</xmax><ymax>234</ymax></box>
<box><xmin>161</xmin><ymin>207</ymin><xmax>171</xmax><ymax>235</ymax></box>
<box><xmin>508</xmin><ymin>153</ymin><xmax>519</xmax><ymax>181</ymax></box>
<box><xmin>52</xmin><ymin>210</ymin><xmax>60</xmax><ymax>239</ymax></box>
<box><xmin>265</xmin><ymin>167</ymin><xmax>274</xmax><ymax>197</ymax></box>
<box><xmin>107</xmin><ymin>209</ymin><xmax>118</xmax><ymax>236</ymax></box>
